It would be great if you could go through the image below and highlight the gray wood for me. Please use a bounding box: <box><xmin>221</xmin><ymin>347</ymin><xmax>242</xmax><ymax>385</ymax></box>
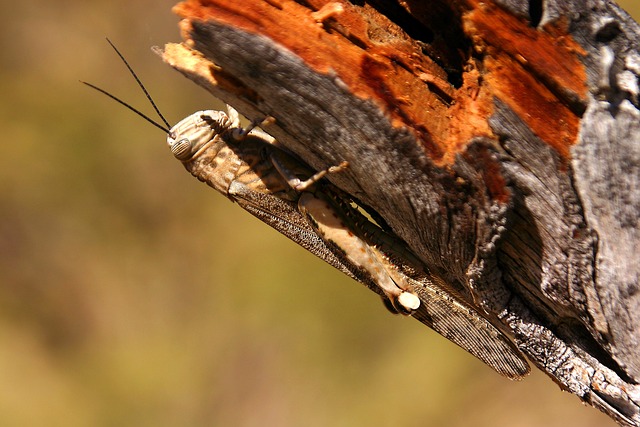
<box><xmin>160</xmin><ymin>0</ymin><xmax>640</xmax><ymax>425</ymax></box>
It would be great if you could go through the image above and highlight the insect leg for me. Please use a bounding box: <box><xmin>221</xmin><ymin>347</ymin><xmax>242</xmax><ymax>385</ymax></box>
<box><xmin>298</xmin><ymin>192</ymin><xmax>420</xmax><ymax>313</ymax></box>
<box><xmin>227</xmin><ymin>105</ymin><xmax>277</xmax><ymax>142</ymax></box>
<box><xmin>268</xmin><ymin>150</ymin><xmax>418</xmax><ymax>312</ymax></box>
<box><xmin>270</xmin><ymin>152</ymin><xmax>349</xmax><ymax>191</ymax></box>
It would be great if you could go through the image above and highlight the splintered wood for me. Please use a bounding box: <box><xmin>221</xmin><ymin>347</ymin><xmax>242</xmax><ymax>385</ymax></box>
<box><xmin>159</xmin><ymin>1</ymin><xmax>640</xmax><ymax>425</ymax></box>
<box><xmin>169</xmin><ymin>0</ymin><xmax>587</xmax><ymax>165</ymax></box>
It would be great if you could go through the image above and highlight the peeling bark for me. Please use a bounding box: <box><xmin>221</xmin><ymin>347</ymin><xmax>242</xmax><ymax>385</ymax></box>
<box><xmin>159</xmin><ymin>1</ymin><xmax>640</xmax><ymax>425</ymax></box>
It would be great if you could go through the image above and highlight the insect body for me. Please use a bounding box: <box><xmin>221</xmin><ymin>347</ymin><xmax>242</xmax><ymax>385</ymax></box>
<box><xmin>82</xmin><ymin>40</ymin><xmax>530</xmax><ymax>379</ymax></box>
<box><xmin>167</xmin><ymin>107</ymin><xmax>529</xmax><ymax>378</ymax></box>
<box><xmin>168</xmin><ymin>108</ymin><xmax>421</xmax><ymax>314</ymax></box>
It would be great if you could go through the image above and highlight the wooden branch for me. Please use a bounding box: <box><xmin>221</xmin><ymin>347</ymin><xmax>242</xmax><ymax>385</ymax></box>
<box><xmin>160</xmin><ymin>0</ymin><xmax>640</xmax><ymax>425</ymax></box>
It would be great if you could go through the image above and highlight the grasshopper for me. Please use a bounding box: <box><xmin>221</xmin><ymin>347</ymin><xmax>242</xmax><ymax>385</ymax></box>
<box><xmin>82</xmin><ymin>40</ymin><xmax>530</xmax><ymax>379</ymax></box>
<box><xmin>167</xmin><ymin>106</ymin><xmax>422</xmax><ymax>314</ymax></box>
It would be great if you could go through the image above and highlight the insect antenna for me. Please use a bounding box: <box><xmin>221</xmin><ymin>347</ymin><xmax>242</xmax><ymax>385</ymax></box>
<box><xmin>80</xmin><ymin>80</ymin><xmax>170</xmax><ymax>134</ymax></box>
<box><xmin>104</xmin><ymin>38</ymin><xmax>171</xmax><ymax>129</ymax></box>
<box><xmin>81</xmin><ymin>38</ymin><xmax>171</xmax><ymax>134</ymax></box>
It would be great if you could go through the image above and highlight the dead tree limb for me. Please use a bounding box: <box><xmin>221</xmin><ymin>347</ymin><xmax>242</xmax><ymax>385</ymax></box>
<box><xmin>160</xmin><ymin>0</ymin><xmax>640</xmax><ymax>425</ymax></box>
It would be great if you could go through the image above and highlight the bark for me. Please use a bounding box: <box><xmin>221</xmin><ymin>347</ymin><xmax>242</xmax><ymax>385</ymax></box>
<box><xmin>160</xmin><ymin>0</ymin><xmax>640</xmax><ymax>425</ymax></box>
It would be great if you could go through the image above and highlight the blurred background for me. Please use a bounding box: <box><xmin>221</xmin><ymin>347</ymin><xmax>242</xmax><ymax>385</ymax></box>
<box><xmin>1</xmin><ymin>1</ymin><xmax>637</xmax><ymax>426</ymax></box>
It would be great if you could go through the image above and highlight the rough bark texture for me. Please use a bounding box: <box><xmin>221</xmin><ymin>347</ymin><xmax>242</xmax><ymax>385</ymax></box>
<box><xmin>160</xmin><ymin>0</ymin><xmax>639</xmax><ymax>425</ymax></box>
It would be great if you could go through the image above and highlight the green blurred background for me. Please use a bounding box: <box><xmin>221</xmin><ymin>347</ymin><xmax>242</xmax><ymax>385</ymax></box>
<box><xmin>1</xmin><ymin>1</ymin><xmax>637</xmax><ymax>426</ymax></box>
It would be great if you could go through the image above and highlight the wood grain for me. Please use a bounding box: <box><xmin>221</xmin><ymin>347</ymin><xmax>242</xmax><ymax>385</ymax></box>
<box><xmin>161</xmin><ymin>1</ymin><xmax>640</xmax><ymax>424</ymax></box>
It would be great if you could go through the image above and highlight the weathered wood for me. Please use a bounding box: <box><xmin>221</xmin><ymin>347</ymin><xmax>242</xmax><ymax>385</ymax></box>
<box><xmin>160</xmin><ymin>0</ymin><xmax>640</xmax><ymax>425</ymax></box>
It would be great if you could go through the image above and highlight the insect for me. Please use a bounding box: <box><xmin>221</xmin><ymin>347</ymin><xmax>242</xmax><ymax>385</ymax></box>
<box><xmin>82</xmin><ymin>39</ymin><xmax>530</xmax><ymax>379</ymax></box>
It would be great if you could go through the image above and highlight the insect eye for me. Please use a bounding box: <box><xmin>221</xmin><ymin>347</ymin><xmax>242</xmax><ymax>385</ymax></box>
<box><xmin>171</xmin><ymin>138</ymin><xmax>192</xmax><ymax>160</ymax></box>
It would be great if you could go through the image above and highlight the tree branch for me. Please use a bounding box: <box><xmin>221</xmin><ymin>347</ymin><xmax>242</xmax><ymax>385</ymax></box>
<box><xmin>160</xmin><ymin>1</ymin><xmax>640</xmax><ymax>425</ymax></box>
